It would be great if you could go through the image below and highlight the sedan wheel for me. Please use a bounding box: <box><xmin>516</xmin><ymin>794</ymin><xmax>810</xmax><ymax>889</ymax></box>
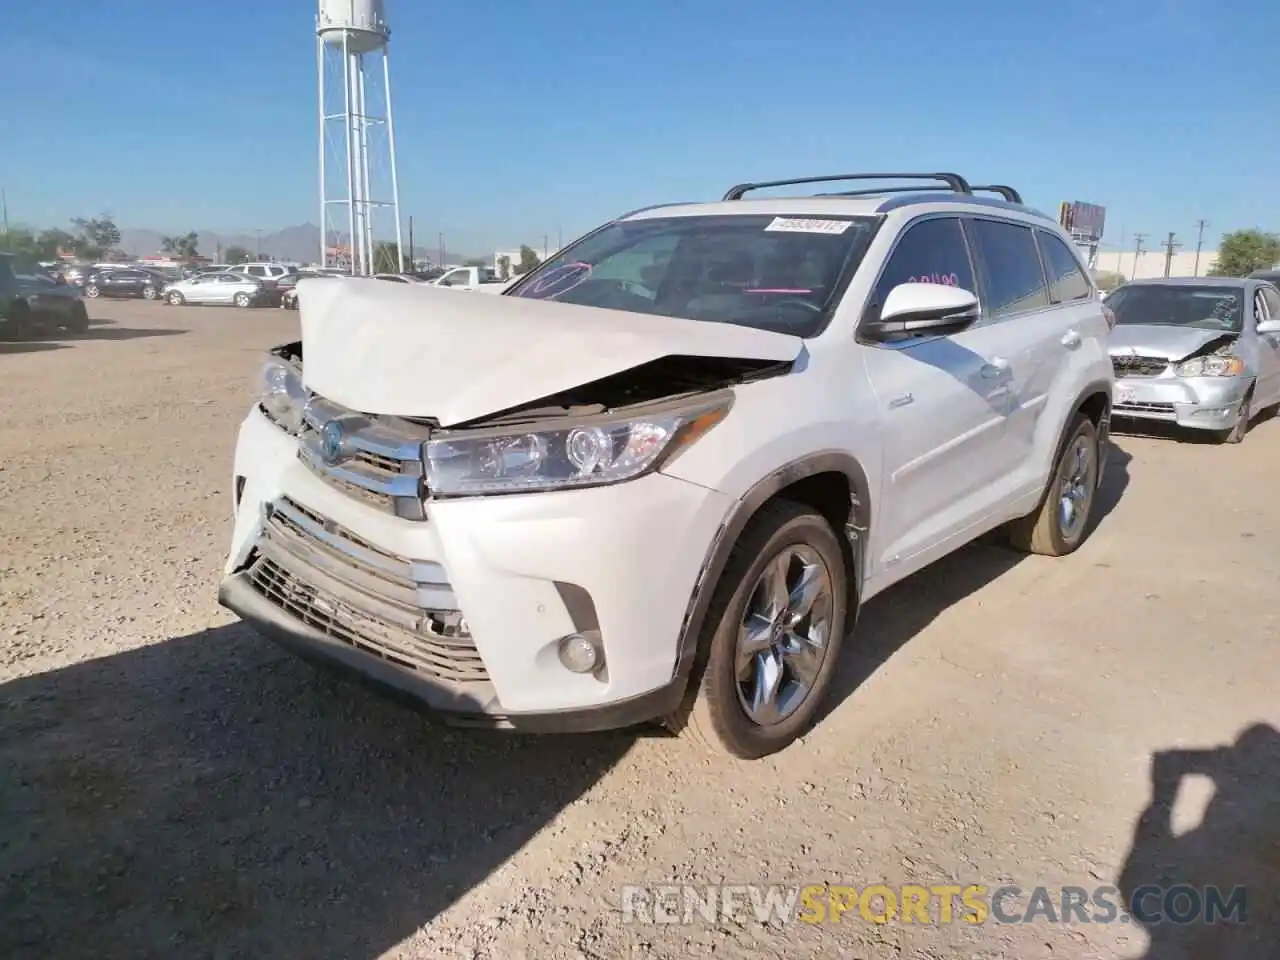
<box><xmin>142</xmin><ymin>286</ymin><xmax>158</xmax><ymax>300</ymax></box>
<box><xmin>1219</xmin><ymin>393</ymin><xmax>1252</xmax><ymax>444</ymax></box>
<box><xmin>167</xmin><ymin>292</ymin><xmax>185</xmax><ymax>306</ymax></box>
<box><xmin>84</xmin><ymin>284</ymin><xmax>100</xmax><ymax>298</ymax></box>
<box><xmin>234</xmin><ymin>292</ymin><xmax>252</xmax><ymax>308</ymax></box>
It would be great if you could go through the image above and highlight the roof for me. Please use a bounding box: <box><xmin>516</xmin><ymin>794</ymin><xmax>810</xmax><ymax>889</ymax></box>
<box><xmin>1120</xmin><ymin>276</ymin><xmax>1255</xmax><ymax>288</ymax></box>
<box><xmin>621</xmin><ymin>194</ymin><xmax>1052</xmax><ymax>223</ymax></box>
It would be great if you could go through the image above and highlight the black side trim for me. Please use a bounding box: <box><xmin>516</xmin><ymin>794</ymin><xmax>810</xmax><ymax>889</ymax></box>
<box><xmin>553</xmin><ymin>581</ymin><xmax>600</xmax><ymax>634</ymax></box>
<box><xmin>667</xmin><ymin>452</ymin><xmax>872</xmax><ymax>694</ymax></box>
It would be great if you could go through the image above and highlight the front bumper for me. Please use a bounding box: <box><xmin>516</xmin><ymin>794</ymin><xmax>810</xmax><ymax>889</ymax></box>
<box><xmin>219</xmin><ymin>407</ymin><xmax>731</xmax><ymax>728</ymax></box>
<box><xmin>1111</xmin><ymin>374</ymin><xmax>1249</xmax><ymax>431</ymax></box>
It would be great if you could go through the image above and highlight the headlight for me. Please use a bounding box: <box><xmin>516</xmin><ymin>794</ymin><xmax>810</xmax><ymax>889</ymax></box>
<box><xmin>1176</xmin><ymin>355</ymin><xmax>1245</xmax><ymax>377</ymax></box>
<box><xmin>423</xmin><ymin>398</ymin><xmax>731</xmax><ymax>496</ymax></box>
<box><xmin>257</xmin><ymin>357</ymin><xmax>308</xmax><ymax>433</ymax></box>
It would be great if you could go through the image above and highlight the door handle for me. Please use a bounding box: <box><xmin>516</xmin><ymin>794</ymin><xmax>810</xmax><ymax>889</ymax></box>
<box><xmin>1061</xmin><ymin>329</ymin><xmax>1082</xmax><ymax>348</ymax></box>
<box><xmin>980</xmin><ymin>357</ymin><xmax>1010</xmax><ymax>379</ymax></box>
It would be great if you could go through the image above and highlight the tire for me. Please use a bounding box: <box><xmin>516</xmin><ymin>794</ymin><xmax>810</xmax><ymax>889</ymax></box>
<box><xmin>668</xmin><ymin>499</ymin><xmax>849</xmax><ymax>759</ymax></box>
<box><xmin>1005</xmin><ymin>413</ymin><xmax>1100</xmax><ymax>557</ymax></box>
<box><xmin>142</xmin><ymin>286</ymin><xmax>158</xmax><ymax>300</ymax></box>
<box><xmin>1217</xmin><ymin>391</ymin><xmax>1252</xmax><ymax>444</ymax></box>
<box><xmin>84</xmin><ymin>284</ymin><xmax>100</xmax><ymax>299</ymax></box>
<box><xmin>67</xmin><ymin>302</ymin><xmax>90</xmax><ymax>334</ymax></box>
<box><xmin>234</xmin><ymin>292</ymin><xmax>251</xmax><ymax>308</ymax></box>
<box><xmin>3</xmin><ymin>301</ymin><xmax>32</xmax><ymax>340</ymax></box>
<box><xmin>167</xmin><ymin>292</ymin><xmax>185</xmax><ymax>306</ymax></box>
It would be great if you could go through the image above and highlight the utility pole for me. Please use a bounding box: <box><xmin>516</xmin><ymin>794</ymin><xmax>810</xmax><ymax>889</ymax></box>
<box><xmin>543</xmin><ymin>234</ymin><xmax>549</xmax><ymax>259</ymax></box>
<box><xmin>438</xmin><ymin>232</ymin><xmax>444</xmax><ymax>267</ymax></box>
<box><xmin>1</xmin><ymin>188</ymin><xmax>8</xmax><ymax>250</ymax></box>
<box><xmin>408</xmin><ymin>215</ymin><xmax>414</xmax><ymax>271</ymax></box>
<box><xmin>1193</xmin><ymin>219</ymin><xmax>1209</xmax><ymax>277</ymax></box>
<box><xmin>1162</xmin><ymin>231</ymin><xmax>1180</xmax><ymax>278</ymax></box>
<box><xmin>1131</xmin><ymin>233</ymin><xmax>1147</xmax><ymax>281</ymax></box>
<box><xmin>557</xmin><ymin>225</ymin><xmax>563</xmax><ymax>250</ymax></box>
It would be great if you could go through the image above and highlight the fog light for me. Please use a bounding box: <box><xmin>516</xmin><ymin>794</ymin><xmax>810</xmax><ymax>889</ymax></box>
<box><xmin>557</xmin><ymin>633</ymin><xmax>600</xmax><ymax>674</ymax></box>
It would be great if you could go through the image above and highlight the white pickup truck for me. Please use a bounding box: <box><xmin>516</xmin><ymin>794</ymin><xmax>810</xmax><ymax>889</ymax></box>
<box><xmin>428</xmin><ymin>265</ymin><xmax>510</xmax><ymax>293</ymax></box>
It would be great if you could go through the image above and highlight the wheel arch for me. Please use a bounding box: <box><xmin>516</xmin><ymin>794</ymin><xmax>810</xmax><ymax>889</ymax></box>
<box><xmin>668</xmin><ymin>451</ymin><xmax>872</xmax><ymax>694</ymax></box>
<box><xmin>1044</xmin><ymin>379</ymin><xmax>1112</xmax><ymax>495</ymax></box>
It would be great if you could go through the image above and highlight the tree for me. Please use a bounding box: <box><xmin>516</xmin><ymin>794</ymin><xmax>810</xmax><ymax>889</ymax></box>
<box><xmin>160</xmin><ymin>231</ymin><xmax>200</xmax><ymax>259</ymax></box>
<box><xmin>1208</xmin><ymin>229</ymin><xmax>1280</xmax><ymax>277</ymax></box>
<box><xmin>2</xmin><ymin>226</ymin><xmax>79</xmax><ymax>261</ymax></box>
<box><xmin>224</xmin><ymin>245</ymin><xmax>252</xmax><ymax>265</ymax></box>
<box><xmin>1093</xmin><ymin>271</ymin><xmax>1126</xmax><ymax>292</ymax></box>
<box><xmin>496</xmin><ymin>254</ymin><xmax>512</xmax><ymax>280</ymax></box>
<box><xmin>373</xmin><ymin>241</ymin><xmax>411</xmax><ymax>272</ymax></box>
<box><xmin>517</xmin><ymin>244</ymin><xmax>541</xmax><ymax>274</ymax></box>
<box><xmin>70</xmin><ymin>215</ymin><xmax>122</xmax><ymax>260</ymax></box>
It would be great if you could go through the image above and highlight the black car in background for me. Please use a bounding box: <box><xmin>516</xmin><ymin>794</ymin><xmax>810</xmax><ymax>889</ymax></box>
<box><xmin>0</xmin><ymin>253</ymin><xmax>90</xmax><ymax>339</ymax></box>
<box><xmin>83</xmin><ymin>267</ymin><xmax>168</xmax><ymax>301</ymax></box>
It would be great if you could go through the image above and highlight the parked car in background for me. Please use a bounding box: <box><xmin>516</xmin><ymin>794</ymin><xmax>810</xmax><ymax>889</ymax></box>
<box><xmin>280</xmin><ymin>272</ymin><xmax>340</xmax><ymax>309</ymax></box>
<box><xmin>162</xmin><ymin>272</ymin><xmax>267</xmax><ymax>308</ymax></box>
<box><xmin>371</xmin><ymin>273</ymin><xmax>426</xmax><ymax>283</ymax></box>
<box><xmin>84</xmin><ymin>267</ymin><xmax>168</xmax><ymax>301</ymax></box>
<box><xmin>1107</xmin><ymin>277</ymin><xmax>1280</xmax><ymax>443</ymax></box>
<box><xmin>427</xmin><ymin>264</ymin><xmax>509</xmax><ymax>292</ymax></box>
<box><xmin>1248</xmin><ymin>268</ymin><xmax>1280</xmax><ymax>288</ymax></box>
<box><xmin>0</xmin><ymin>252</ymin><xmax>90</xmax><ymax>338</ymax></box>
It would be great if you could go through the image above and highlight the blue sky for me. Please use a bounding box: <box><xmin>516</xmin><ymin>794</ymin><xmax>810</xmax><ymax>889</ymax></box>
<box><xmin>1</xmin><ymin>0</ymin><xmax>1276</xmax><ymax>254</ymax></box>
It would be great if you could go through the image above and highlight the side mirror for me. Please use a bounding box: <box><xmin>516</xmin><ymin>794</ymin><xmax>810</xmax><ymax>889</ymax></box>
<box><xmin>1256</xmin><ymin>319</ymin><xmax>1280</xmax><ymax>335</ymax></box>
<box><xmin>862</xmin><ymin>282</ymin><xmax>981</xmax><ymax>342</ymax></box>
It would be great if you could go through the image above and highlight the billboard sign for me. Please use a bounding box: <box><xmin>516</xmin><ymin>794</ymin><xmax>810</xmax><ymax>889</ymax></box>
<box><xmin>1058</xmin><ymin>201</ymin><xmax>1106</xmax><ymax>242</ymax></box>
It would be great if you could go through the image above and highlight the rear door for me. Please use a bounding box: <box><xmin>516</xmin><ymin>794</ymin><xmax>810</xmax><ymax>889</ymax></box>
<box><xmin>965</xmin><ymin>219</ymin><xmax>1081</xmax><ymax>488</ymax></box>
<box><xmin>858</xmin><ymin>215</ymin><xmax>1022</xmax><ymax>569</ymax></box>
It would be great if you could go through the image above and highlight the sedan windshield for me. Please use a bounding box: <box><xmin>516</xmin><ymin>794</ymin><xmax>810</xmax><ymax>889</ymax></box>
<box><xmin>1106</xmin><ymin>284</ymin><xmax>1245</xmax><ymax>332</ymax></box>
<box><xmin>506</xmin><ymin>214</ymin><xmax>878</xmax><ymax>337</ymax></box>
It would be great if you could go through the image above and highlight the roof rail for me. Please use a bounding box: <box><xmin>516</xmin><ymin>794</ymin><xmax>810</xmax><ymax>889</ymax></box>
<box><xmin>815</xmin><ymin>185</ymin><xmax>951</xmax><ymax>198</ymax></box>
<box><xmin>969</xmin><ymin>184</ymin><xmax>1023</xmax><ymax>204</ymax></box>
<box><xmin>722</xmin><ymin>172</ymin><xmax>971</xmax><ymax>202</ymax></box>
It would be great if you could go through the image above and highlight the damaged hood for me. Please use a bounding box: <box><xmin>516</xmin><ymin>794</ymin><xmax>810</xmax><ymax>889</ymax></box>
<box><xmin>297</xmin><ymin>277</ymin><xmax>803</xmax><ymax>426</ymax></box>
<box><xmin>1107</xmin><ymin>324</ymin><xmax>1236</xmax><ymax>361</ymax></box>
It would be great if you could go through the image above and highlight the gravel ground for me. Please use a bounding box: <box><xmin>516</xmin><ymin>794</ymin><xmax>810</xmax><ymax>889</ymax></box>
<box><xmin>1</xmin><ymin>299</ymin><xmax>1277</xmax><ymax>960</ymax></box>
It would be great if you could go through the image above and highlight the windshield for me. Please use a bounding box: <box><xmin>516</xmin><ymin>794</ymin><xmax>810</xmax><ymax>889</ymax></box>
<box><xmin>507</xmin><ymin>214</ymin><xmax>878</xmax><ymax>337</ymax></box>
<box><xmin>1106</xmin><ymin>284</ymin><xmax>1245</xmax><ymax>332</ymax></box>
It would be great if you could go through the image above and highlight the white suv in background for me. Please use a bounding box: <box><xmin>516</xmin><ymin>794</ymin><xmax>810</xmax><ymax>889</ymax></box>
<box><xmin>228</xmin><ymin>262</ymin><xmax>295</xmax><ymax>283</ymax></box>
<box><xmin>219</xmin><ymin>172</ymin><xmax>1114</xmax><ymax>758</ymax></box>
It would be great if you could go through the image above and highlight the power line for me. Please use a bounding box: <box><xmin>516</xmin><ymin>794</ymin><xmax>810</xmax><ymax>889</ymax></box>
<box><xmin>1162</xmin><ymin>231</ymin><xmax>1181</xmax><ymax>278</ymax></box>
<box><xmin>1131</xmin><ymin>233</ymin><xmax>1147</xmax><ymax>281</ymax></box>
<box><xmin>1193</xmin><ymin>219</ymin><xmax>1209</xmax><ymax>277</ymax></box>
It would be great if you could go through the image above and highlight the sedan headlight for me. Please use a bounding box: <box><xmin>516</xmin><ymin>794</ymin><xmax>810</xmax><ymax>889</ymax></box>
<box><xmin>257</xmin><ymin>357</ymin><xmax>308</xmax><ymax>433</ymax></box>
<box><xmin>1176</xmin><ymin>355</ymin><xmax>1245</xmax><ymax>377</ymax></box>
<box><xmin>423</xmin><ymin>398</ymin><xmax>731</xmax><ymax>496</ymax></box>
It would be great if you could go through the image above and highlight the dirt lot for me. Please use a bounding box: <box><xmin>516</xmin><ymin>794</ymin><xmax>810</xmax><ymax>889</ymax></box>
<box><xmin>1</xmin><ymin>299</ymin><xmax>1276</xmax><ymax>960</ymax></box>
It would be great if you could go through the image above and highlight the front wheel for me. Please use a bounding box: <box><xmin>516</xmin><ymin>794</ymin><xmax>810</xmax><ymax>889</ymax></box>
<box><xmin>234</xmin><ymin>292</ymin><xmax>252</xmax><ymax>308</ymax></box>
<box><xmin>142</xmin><ymin>285</ymin><xmax>158</xmax><ymax>300</ymax></box>
<box><xmin>84</xmin><ymin>284</ymin><xmax>100</xmax><ymax>299</ymax></box>
<box><xmin>1217</xmin><ymin>393</ymin><xmax>1251</xmax><ymax>444</ymax></box>
<box><xmin>67</xmin><ymin>302</ymin><xmax>90</xmax><ymax>334</ymax></box>
<box><xmin>1005</xmin><ymin>413</ymin><xmax>1100</xmax><ymax>556</ymax></box>
<box><xmin>668</xmin><ymin>500</ymin><xmax>849</xmax><ymax>759</ymax></box>
<box><xmin>167</xmin><ymin>291</ymin><xmax>185</xmax><ymax>306</ymax></box>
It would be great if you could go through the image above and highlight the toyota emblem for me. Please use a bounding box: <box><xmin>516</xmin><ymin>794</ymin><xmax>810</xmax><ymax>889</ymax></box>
<box><xmin>320</xmin><ymin>420</ymin><xmax>345</xmax><ymax>463</ymax></box>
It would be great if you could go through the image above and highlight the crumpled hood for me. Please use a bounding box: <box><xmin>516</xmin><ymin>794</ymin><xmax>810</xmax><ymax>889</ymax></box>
<box><xmin>297</xmin><ymin>277</ymin><xmax>803</xmax><ymax>426</ymax></box>
<box><xmin>1108</xmin><ymin>324</ymin><xmax>1236</xmax><ymax>360</ymax></box>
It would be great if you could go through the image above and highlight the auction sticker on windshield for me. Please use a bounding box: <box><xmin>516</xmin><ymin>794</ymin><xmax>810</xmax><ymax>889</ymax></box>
<box><xmin>764</xmin><ymin>217</ymin><xmax>854</xmax><ymax>235</ymax></box>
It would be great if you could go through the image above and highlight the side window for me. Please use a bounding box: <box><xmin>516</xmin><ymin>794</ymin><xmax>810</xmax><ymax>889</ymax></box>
<box><xmin>968</xmin><ymin>219</ymin><xmax>1050</xmax><ymax>317</ymax></box>
<box><xmin>872</xmin><ymin>217</ymin><xmax>975</xmax><ymax>306</ymax></box>
<box><xmin>1036</xmin><ymin>231</ymin><xmax>1091</xmax><ymax>303</ymax></box>
<box><xmin>1260</xmin><ymin>286</ymin><xmax>1280</xmax><ymax>324</ymax></box>
<box><xmin>248</xmin><ymin>266</ymin><xmax>267</xmax><ymax>277</ymax></box>
<box><xmin>1254</xmin><ymin>291</ymin><xmax>1269</xmax><ymax>325</ymax></box>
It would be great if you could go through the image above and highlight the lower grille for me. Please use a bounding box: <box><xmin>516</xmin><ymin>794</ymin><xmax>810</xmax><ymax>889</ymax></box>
<box><xmin>1114</xmin><ymin>400</ymin><xmax>1175</xmax><ymax>415</ymax></box>
<box><xmin>249</xmin><ymin>556</ymin><xmax>488</xmax><ymax>682</ymax></box>
<box><xmin>1112</xmin><ymin>356</ymin><xmax>1169</xmax><ymax>378</ymax></box>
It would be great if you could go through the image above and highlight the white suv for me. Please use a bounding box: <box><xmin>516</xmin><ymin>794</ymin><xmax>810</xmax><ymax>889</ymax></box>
<box><xmin>228</xmin><ymin>262</ymin><xmax>295</xmax><ymax>283</ymax></box>
<box><xmin>219</xmin><ymin>173</ymin><xmax>1114</xmax><ymax>758</ymax></box>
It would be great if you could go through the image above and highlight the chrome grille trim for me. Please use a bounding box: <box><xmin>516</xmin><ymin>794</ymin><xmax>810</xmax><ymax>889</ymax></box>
<box><xmin>296</xmin><ymin>394</ymin><xmax>431</xmax><ymax>517</ymax></box>
<box><xmin>1113</xmin><ymin>400</ymin><xmax>1176</xmax><ymax>417</ymax></box>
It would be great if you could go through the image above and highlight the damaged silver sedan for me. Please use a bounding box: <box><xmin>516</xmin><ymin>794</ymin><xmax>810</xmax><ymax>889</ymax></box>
<box><xmin>1106</xmin><ymin>277</ymin><xmax>1280</xmax><ymax>443</ymax></box>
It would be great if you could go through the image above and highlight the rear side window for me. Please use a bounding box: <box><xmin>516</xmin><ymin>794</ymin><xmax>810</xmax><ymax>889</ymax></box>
<box><xmin>1261</xmin><ymin>285</ymin><xmax>1280</xmax><ymax>322</ymax></box>
<box><xmin>873</xmin><ymin>217</ymin><xmax>976</xmax><ymax>304</ymax></box>
<box><xmin>968</xmin><ymin>219</ymin><xmax>1050</xmax><ymax>317</ymax></box>
<box><xmin>248</xmin><ymin>266</ymin><xmax>267</xmax><ymax>277</ymax></box>
<box><xmin>1037</xmin><ymin>231</ymin><xmax>1092</xmax><ymax>303</ymax></box>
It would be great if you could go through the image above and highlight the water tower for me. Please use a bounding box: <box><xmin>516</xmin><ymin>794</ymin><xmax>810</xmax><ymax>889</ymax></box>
<box><xmin>317</xmin><ymin>0</ymin><xmax>404</xmax><ymax>275</ymax></box>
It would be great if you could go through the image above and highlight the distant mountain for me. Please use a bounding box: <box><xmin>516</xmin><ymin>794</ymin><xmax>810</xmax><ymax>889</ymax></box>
<box><xmin>117</xmin><ymin>223</ymin><xmax>474</xmax><ymax>265</ymax></box>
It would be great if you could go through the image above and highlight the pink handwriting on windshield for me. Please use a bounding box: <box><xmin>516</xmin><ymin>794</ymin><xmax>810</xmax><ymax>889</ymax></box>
<box><xmin>525</xmin><ymin>262</ymin><xmax>592</xmax><ymax>298</ymax></box>
<box><xmin>746</xmin><ymin>288</ymin><xmax>812</xmax><ymax>294</ymax></box>
<box><xmin>906</xmin><ymin>273</ymin><xmax>961</xmax><ymax>286</ymax></box>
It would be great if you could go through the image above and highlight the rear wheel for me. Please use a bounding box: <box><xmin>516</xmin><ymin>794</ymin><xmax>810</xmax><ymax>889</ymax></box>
<box><xmin>3</xmin><ymin>301</ymin><xmax>32</xmax><ymax>339</ymax></box>
<box><xmin>668</xmin><ymin>500</ymin><xmax>849</xmax><ymax>759</ymax></box>
<box><xmin>84</xmin><ymin>284</ymin><xmax>100</xmax><ymax>299</ymax></box>
<box><xmin>1006</xmin><ymin>413</ymin><xmax>1099</xmax><ymax>556</ymax></box>
<box><xmin>167</xmin><ymin>291</ymin><xmax>185</xmax><ymax>306</ymax></box>
<box><xmin>142</xmin><ymin>285</ymin><xmax>158</xmax><ymax>300</ymax></box>
<box><xmin>234</xmin><ymin>292</ymin><xmax>252</xmax><ymax>308</ymax></box>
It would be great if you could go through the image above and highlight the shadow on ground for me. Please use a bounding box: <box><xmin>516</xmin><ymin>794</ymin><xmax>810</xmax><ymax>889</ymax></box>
<box><xmin>61</xmin><ymin>327</ymin><xmax>188</xmax><ymax>342</ymax></box>
<box><xmin>0</xmin><ymin>341</ymin><xmax>70</xmax><ymax>355</ymax></box>
<box><xmin>0</xmin><ymin>624</ymin><xmax>633</xmax><ymax>959</ymax></box>
<box><xmin>1112</xmin><ymin>406</ymin><xmax>1278</xmax><ymax>446</ymax></box>
<box><xmin>823</xmin><ymin>439</ymin><xmax>1132</xmax><ymax>717</ymax></box>
<box><xmin>1117</xmin><ymin>723</ymin><xmax>1280</xmax><ymax>959</ymax></box>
